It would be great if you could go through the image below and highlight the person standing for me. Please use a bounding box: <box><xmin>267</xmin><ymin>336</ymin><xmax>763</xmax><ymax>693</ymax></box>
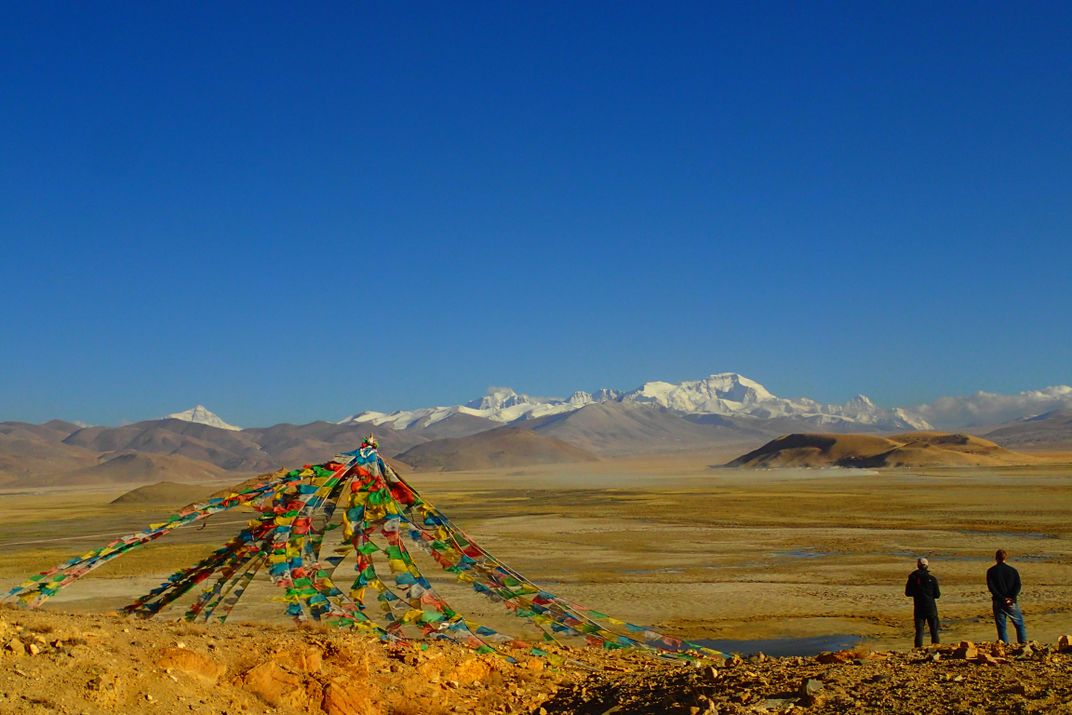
<box><xmin>905</xmin><ymin>557</ymin><xmax>941</xmax><ymax>647</ymax></box>
<box><xmin>987</xmin><ymin>549</ymin><xmax>1027</xmax><ymax>643</ymax></box>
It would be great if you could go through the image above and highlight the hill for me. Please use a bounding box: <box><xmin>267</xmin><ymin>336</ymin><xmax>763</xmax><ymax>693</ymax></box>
<box><xmin>395</xmin><ymin>426</ymin><xmax>598</xmax><ymax>471</ymax></box>
<box><xmin>523</xmin><ymin>401</ymin><xmax>767</xmax><ymax>456</ymax></box>
<box><xmin>0</xmin><ymin>420</ymin><xmax>99</xmax><ymax>483</ymax></box>
<box><xmin>39</xmin><ymin>452</ymin><xmax>232</xmax><ymax>486</ymax></box>
<box><xmin>984</xmin><ymin>409</ymin><xmax>1072</xmax><ymax>451</ymax></box>
<box><xmin>109</xmin><ymin>480</ymin><xmax>220</xmax><ymax>504</ymax></box>
<box><xmin>726</xmin><ymin>432</ymin><xmax>1043</xmax><ymax>469</ymax></box>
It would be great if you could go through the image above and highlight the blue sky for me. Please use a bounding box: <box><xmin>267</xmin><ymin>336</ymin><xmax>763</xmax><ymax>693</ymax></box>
<box><xmin>2</xmin><ymin>3</ymin><xmax>1069</xmax><ymax>426</ymax></box>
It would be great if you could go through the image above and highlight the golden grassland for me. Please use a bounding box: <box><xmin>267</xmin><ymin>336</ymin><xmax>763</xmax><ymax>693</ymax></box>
<box><xmin>2</xmin><ymin>451</ymin><xmax>1070</xmax><ymax>652</ymax></box>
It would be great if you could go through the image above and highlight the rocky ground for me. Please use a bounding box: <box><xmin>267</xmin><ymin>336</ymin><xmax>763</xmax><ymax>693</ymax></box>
<box><xmin>545</xmin><ymin>640</ymin><xmax>1072</xmax><ymax>714</ymax></box>
<box><xmin>1</xmin><ymin>608</ymin><xmax>1070</xmax><ymax>714</ymax></box>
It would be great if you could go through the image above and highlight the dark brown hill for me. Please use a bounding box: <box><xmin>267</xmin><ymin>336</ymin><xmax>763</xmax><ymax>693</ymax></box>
<box><xmin>726</xmin><ymin>431</ymin><xmax>1043</xmax><ymax>468</ymax></box>
<box><xmin>396</xmin><ymin>426</ymin><xmax>598</xmax><ymax>471</ymax></box>
<box><xmin>109</xmin><ymin>480</ymin><xmax>219</xmax><ymax>505</ymax></box>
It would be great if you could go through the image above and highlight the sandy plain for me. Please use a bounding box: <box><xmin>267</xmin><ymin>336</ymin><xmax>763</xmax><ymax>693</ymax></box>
<box><xmin>2</xmin><ymin>451</ymin><xmax>1071</xmax><ymax>654</ymax></box>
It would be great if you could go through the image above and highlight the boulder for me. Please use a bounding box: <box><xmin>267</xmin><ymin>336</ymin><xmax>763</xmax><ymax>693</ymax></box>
<box><xmin>239</xmin><ymin>660</ymin><xmax>310</xmax><ymax>709</ymax></box>
<box><xmin>278</xmin><ymin>645</ymin><xmax>323</xmax><ymax>673</ymax></box>
<box><xmin>447</xmin><ymin>657</ymin><xmax>493</xmax><ymax>685</ymax></box>
<box><xmin>322</xmin><ymin>677</ymin><xmax>379</xmax><ymax>715</ymax></box>
<box><xmin>1058</xmin><ymin>635</ymin><xmax>1072</xmax><ymax>653</ymax></box>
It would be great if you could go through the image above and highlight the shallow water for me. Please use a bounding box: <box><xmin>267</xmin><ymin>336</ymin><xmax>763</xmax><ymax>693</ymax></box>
<box><xmin>692</xmin><ymin>634</ymin><xmax>862</xmax><ymax>657</ymax></box>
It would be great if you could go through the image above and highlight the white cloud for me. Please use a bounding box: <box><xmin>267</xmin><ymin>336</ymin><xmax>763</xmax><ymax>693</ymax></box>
<box><xmin>915</xmin><ymin>386</ymin><xmax>1072</xmax><ymax>428</ymax></box>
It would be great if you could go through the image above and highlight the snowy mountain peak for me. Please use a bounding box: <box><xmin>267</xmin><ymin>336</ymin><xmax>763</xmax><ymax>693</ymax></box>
<box><xmin>846</xmin><ymin>394</ymin><xmax>876</xmax><ymax>410</ymax></box>
<box><xmin>700</xmin><ymin>372</ymin><xmax>775</xmax><ymax>402</ymax></box>
<box><xmin>593</xmin><ymin>388</ymin><xmax>623</xmax><ymax>402</ymax></box>
<box><xmin>567</xmin><ymin>391</ymin><xmax>595</xmax><ymax>406</ymax></box>
<box><xmin>465</xmin><ymin>387</ymin><xmax>530</xmax><ymax>412</ymax></box>
<box><xmin>165</xmin><ymin>405</ymin><xmax>241</xmax><ymax>431</ymax></box>
<box><xmin>628</xmin><ymin>372</ymin><xmax>775</xmax><ymax>412</ymax></box>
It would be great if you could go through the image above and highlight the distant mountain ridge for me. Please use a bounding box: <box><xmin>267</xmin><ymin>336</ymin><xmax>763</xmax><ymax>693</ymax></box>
<box><xmin>3</xmin><ymin>373</ymin><xmax>1071</xmax><ymax>486</ymax></box>
<box><xmin>341</xmin><ymin>372</ymin><xmax>932</xmax><ymax>433</ymax></box>
<box><xmin>981</xmin><ymin>409</ymin><xmax>1072</xmax><ymax>450</ymax></box>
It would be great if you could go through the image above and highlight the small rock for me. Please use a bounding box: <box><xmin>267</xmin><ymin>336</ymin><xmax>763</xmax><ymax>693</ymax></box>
<box><xmin>817</xmin><ymin>649</ymin><xmax>856</xmax><ymax>664</ymax></box>
<box><xmin>953</xmin><ymin>641</ymin><xmax>978</xmax><ymax>660</ymax></box>
<box><xmin>703</xmin><ymin>665</ymin><xmax>719</xmax><ymax>681</ymax></box>
<box><xmin>799</xmin><ymin>678</ymin><xmax>824</xmax><ymax>698</ymax></box>
<box><xmin>26</xmin><ymin>643</ymin><xmax>41</xmax><ymax>656</ymax></box>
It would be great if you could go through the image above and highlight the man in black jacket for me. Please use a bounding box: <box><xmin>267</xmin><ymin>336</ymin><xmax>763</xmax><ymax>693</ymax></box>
<box><xmin>987</xmin><ymin>549</ymin><xmax>1027</xmax><ymax>643</ymax></box>
<box><xmin>905</xmin><ymin>557</ymin><xmax>941</xmax><ymax>647</ymax></box>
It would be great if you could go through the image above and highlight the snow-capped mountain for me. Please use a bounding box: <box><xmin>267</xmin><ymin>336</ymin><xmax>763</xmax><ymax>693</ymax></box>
<box><xmin>340</xmin><ymin>373</ymin><xmax>931</xmax><ymax>432</ymax></box>
<box><xmin>620</xmin><ymin>374</ymin><xmax>930</xmax><ymax>430</ymax></box>
<box><xmin>343</xmin><ymin>388</ymin><xmax>592</xmax><ymax>430</ymax></box>
<box><xmin>165</xmin><ymin>405</ymin><xmax>241</xmax><ymax>431</ymax></box>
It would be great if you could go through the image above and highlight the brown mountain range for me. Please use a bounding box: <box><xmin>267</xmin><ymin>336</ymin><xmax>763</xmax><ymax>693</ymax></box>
<box><xmin>6</xmin><ymin>401</ymin><xmax>1070</xmax><ymax>488</ymax></box>
<box><xmin>521</xmin><ymin>402</ymin><xmax>766</xmax><ymax>456</ymax></box>
<box><xmin>983</xmin><ymin>409</ymin><xmax>1072</xmax><ymax>450</ymax></box>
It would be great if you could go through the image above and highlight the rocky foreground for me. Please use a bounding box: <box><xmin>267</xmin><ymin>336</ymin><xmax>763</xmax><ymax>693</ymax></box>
<box><xmin>0</xmin><ymin>609</ymin><xmax>1070</xmax><ymax>714</ymax></box>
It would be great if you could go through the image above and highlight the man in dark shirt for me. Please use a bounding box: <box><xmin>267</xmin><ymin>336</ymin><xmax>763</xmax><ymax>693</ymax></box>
<box><xmin>904</xmin><ymin>557</ymin><xmax>941</xmax><ymax>647</ymax></box>
<box><xmin>986</xmin><ymin>549</ymin><xmax>1027</xmax><ymax>643</ymax></box>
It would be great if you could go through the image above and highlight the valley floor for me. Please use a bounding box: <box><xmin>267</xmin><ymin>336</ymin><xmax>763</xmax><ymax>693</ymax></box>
<box><xmin>1</xmin><ymin>457</ymin><xmax>1071</xmax><ymax>711</ymax></box>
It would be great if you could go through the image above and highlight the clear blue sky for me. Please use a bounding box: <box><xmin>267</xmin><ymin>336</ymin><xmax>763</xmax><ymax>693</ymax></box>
<box><xmin>2</xmin><ymin>3</ymin><xmax>1069</xmax><ymax>426</ymax></box>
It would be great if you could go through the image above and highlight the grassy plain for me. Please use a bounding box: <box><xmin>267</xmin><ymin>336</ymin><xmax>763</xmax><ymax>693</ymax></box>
<box><xmin>2</xmin><ymin>452</ymin><xmax>1070</xmax><ymax>652</ymax></box>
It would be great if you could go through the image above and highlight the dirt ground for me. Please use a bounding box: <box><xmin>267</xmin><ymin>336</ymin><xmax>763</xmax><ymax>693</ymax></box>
<box><xmin>1</xmin><ymin>455</ymin><xmax>1071</xmax><ymax>712</ymax></box>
